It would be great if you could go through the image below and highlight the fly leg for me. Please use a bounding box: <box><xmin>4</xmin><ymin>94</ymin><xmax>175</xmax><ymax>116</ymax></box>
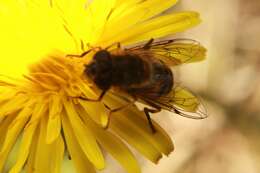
<box><xmin>66</xmin><ymin>41</ymin><xmax>103</xmax><ymax>58</ymax></box>
<box><xmin>66</xmin><ymin>49</ymin><xmax>92</xmax><ymax>58</ymax></box>
<box><xmin>143</xmin><ymin>38</ymin><xmax>154</xmax><ymax>49</ymax></box>
<box><xmin>144</xmin><ymin>106</ymin><xmax>161</xmax><ymax>133</ymax></box>
<box><xmin>73</xmin><ymin>90</ymin><xmax>107</xmax><ymax>102</ymax></box>
<box><xmin>103</xmin><ymin>97</ymin><xmax>136</xmax><ymax>129</ymax></box>
<box><xmin>105</xmin><ymin>42</ymin><xmax>121</xmax><ymax>50</ymax></box>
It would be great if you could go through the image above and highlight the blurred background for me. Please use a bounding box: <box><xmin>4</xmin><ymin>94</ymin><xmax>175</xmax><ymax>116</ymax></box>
<box><xmin>104</xmin><ymin>1</ymin><xmax>260</xmax><ymax>173</ymax></box>
<box><xmin>142</xmin><ymin>0</ymin><xmax>260</xmax><ymax>173</ymax></box>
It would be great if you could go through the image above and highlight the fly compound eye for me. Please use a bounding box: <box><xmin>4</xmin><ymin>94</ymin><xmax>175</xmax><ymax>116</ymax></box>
<box><xmin>94</xmin><ymin>50</ymin><xmax>111</xmax><ymax>61</ymax></box>
<box><xmin>85</xmin><ymin>63</ymin><xmax>97</xmax><ymax>77</ymax></box>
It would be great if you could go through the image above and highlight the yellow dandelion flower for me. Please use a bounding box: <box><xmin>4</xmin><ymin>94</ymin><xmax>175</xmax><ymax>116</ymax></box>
<box><xmin>0</xmin><ymin>0</ymin><xmax>206</xmax><ymax>173</ymax></box>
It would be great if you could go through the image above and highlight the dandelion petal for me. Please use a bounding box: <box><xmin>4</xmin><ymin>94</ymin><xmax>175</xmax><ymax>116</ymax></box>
<box><xmin>50</xmin><ymin>136</ymin><xmax>65</xmax><ymax>173</ymax></box>
<box><xmin>0</xmin><ymin>107</ymin><xmax>32</xmax><ymax>172</ymax></box>
<box><xmin>103</xmin><ymin>12</ymin><xmax>201</xmax><ymax>45</ymax></box>
<box><xmin>9</xmin><ymin>121</ymin><xmax>38</xmax><ymax>173</ymax></box>
<box><xmin>78</xmin><ymin>107</ymin><xmax>141</xmax><ymax>173</ymax></box>
<box><xmin>105</xmin><ymin>95</ymin><xmax>174</xmax><ymax>162</ymax></box>
<box><xmin>127</xmin><ymin>12</ymin><xmax>201</xmax><ymax>44</ymax></box>
<box><xmin>24</xmin><ymin>124</ymin><xmax>39</xmax><ymax>173</ymax></box>
<box><xmin>63</xmin><ymin>99</ymin><xmax>105</xmax><ymax>170</ymax></box>
<box><xmin>79</xmin><ymin>100</ymin><xmax>109</xmax><ymax>128</ymax></box>
<box><xmin>110</xmin><ymin>116</ymin><xmax>162</xmax><ymax>163</ymax></box>
<box><xmin>62</xmin><ymin>113</ymin><xmax>96</xmax><ymax>173</ymax></box>
<box><xmin>34</xmin><ymin>116</ymin><xmax>63</xmax><ymax>173</ymax></box>
<box><xmin>120</xmin><ymin>107</ymin><xmax>174</xmax><ymax>156</ymax></box>
<box><xmin>9</xmin><ymin>101</ymin><xmax>45</xmax><ymax>173</ymax></box>
<box><xmin>46</xmin><ymin>95</ymin><xmax>62</xmax><ymax>144</ymax></box>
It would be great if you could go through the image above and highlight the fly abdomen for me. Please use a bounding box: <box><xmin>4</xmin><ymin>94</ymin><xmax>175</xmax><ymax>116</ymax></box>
<box><xmin>128</xmin><ymin>61</ymin><xmax>173</xmax><ymax>98</ymax></box>
<box><xmin>121</xmin><ymin>60</ymin><xmax>174</xmax><ymax>98</ymax></box>
<box><xmin>151</xmin><ymin>62</ymin><xmax>173</xmax><ymax>96</ymax></box>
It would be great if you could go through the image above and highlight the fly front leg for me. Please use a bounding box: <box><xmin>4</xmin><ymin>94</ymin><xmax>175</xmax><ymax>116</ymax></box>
<box><xmin>143</xmin><ymin>38</ymin><xmax>154</xmax><ymax>49</ymax></box>
<box><xmin>73</xmin><ymin>90</ymin><xmax>107</xmax><ymax>102</ymax></box>
<box><xmin>105</xmin><ymin>42</ymin><xmax>121</xmax><ymax>50</ymax></box>
<box><xmin>66</xmin><ymin>49</ymin><xmax>92</xmax><ymax>58</ymax></box>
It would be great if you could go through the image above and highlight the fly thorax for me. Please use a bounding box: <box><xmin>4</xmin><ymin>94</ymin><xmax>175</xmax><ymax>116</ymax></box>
<box><xmin>111</xmin><ymin>55</ymin><xmax>148</xmax><ymax>87</ymax></box>
<box><xmin>84</xmin><ymin>50</ymin><xmax>113</xmax><ymax>90</ymax></box>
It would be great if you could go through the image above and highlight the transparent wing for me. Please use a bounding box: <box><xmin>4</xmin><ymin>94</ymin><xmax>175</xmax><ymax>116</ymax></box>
<box><xmin>139</xmin><ymin>86</ymin><xmax>208</xmax><ymax>119</ymax></box>
<box><xmin>126</xmin><ymin>38</ymin><xmax>207</xmax><ymax>66</ymax></box>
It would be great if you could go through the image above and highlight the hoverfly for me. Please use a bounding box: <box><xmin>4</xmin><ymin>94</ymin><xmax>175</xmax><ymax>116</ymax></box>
<box><xmin>68</xmin><ymin>38</ymin><xmax>207</xmax><ymax>133</ymax></box>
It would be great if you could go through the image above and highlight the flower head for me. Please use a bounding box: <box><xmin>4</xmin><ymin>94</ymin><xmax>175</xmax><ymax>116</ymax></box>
<box><xmin>0</xmin><ymin>0</ymin><xmax>206</xmax><ymax>173</ymax></box>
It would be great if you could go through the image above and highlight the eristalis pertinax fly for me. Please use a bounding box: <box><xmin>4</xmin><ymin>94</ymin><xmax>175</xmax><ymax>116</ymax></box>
<box><xmin>68</xmin><ymin>38</ymin><xmax>207</xmax><ymax>133</ymax></box>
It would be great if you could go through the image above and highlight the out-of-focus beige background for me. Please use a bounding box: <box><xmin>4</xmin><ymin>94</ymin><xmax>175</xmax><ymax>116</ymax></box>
<box><xmin>100</xmin><ymin>1</ymin><xmax>260</xmax><ymax>173</ymax></box>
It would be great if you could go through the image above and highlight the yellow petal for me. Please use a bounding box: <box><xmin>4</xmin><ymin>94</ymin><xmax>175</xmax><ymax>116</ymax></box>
<box><xmin>105</xmin><ymin>0</ymin><xmax>176</xmax><ymax>32</ymax></box>
<box><xmin>34</xmin><ymin>116</ymin><xmax>52</xmax><ymax>173</ymax></box>
<box><xmin>112</xmin><ymin>0</ymin><xmax>139</xmax><ymax>19</ymax></box>
<box><xmin>126</xmin><ymin>12</ymin><xmax>201</xmax><ymax>45</ymax></box>
<box><xmin>76</xmin><ymin>80</ymin><xmax>110</xmax><ymax>127</ymax></box>
<box><xmin>100</xmin><ymin>0</ymin><xmax>178</xmax><ymax>45</ymax></box>
<box><xmin>0</xmin><ymin>89</ymin><xmax>17</xmax><ymax>103</ymax></box>
<box><xmin>34</xmin><ymin>117</ymin><xmax>64</xmax><ymax>173</ymax></box>
<box><xmin>9</xmin><ymin>121</ymin><xmax>38</xmax><ymax>173</ymax></box>
<box><xmin>110</xmin><ymin>115</ymin><xmax>162</xmax><ymax>163</ymax></box>
<box><xmin>115</xmin><ymin>0</ymin><xmax>140</xmax><ymax>7</ymax></box>
<box><xmin>61</xmin><ymin>112</ymin><xmax>96</xmax><ymax>173</ymax></box>
<box><xmin>46</xmin><ymin>94</ymin><xmax>62</xmax><ymax>144</ymax></box>
<box><xmin>0</xmin><ymin>116</ymin><xmax>13</xmax><ymax>147</ymax></box>
<box><xmin>105</xmin><ymin>94</ymin><xmax>174</xmax><ymax>157</ymax></box>
<box><xmin>0</xmin><ymin>94</ymin><xmax>28</xmax><ymax>117</ymax></box>
<box><xmin>49</xmin><ymin>136</ymin><xmax>65</xmax><ymax>173</ymax></box>
<box><xmin>85</xmin><ymin>0</ymin><xmax>116</xmax><ymax>43</ymax></box>
<box><xmin>0</xmin><ymin>75</ymin><xmax>21</xmax><ymax>87</ymax></box>
<box><xmin>122</xmin><ymin>106</ymin><xmax>174</xmax><ymax>156</ymax></box>
<box><xmin>63</xmin><ymin>99</ymin><xmax>105</xmax><ymax>169</ymax></box>
<box><xmin>79</xmin><ymin>100</ymin><xmax>109</xmax><ymax>128</ymax></box>
<box><xmin>0</xmin><ymin>106</ymin><xmax>32</xmax><ymax>172</ymax></box>
<box><xmin>77</xmin><ymin>106</ymin><xmax>141</xmax><ymax>173</ymax></box>
<box><xmin>24</xmin><ymin>124</ymin><xmax>39</xmax><ymax>173</ymax></box>
<box><xmin>102</xmin><ymin>12</ymin><xmax>201</xmax><ymax>46</ymax></box>
<box><xmin>9</xmin><ymin>100</ymin><xmax>46</xmax><ymax>173</ymax></box>
<box><xmin>52</xmin><ymin>0</ymin><xmax>91</xmax><ymax>46</ymax></box>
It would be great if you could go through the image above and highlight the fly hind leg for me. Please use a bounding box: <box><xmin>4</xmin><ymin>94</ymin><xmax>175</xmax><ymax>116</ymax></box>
<box><xmin>144</xmin><ymin>106</ymin><xmax>161</xmax><ymax>133</ymax></box>
<box><xmin>143</xmin><ymin>38</ymin><xmax>154</xmax><ymax>49</ymax></box>
<box><xmin>103</xmin><ymin>97</ymin><xmax>136</xmax><ymax>129</ymax></box>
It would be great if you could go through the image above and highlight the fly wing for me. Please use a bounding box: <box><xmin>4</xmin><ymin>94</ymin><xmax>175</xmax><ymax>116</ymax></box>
<box><xmin>139</xmin><ymin>86</ymin><xmax>208</xmax><ymax>119</ymax></box>
<box><xmin>126</xmin><ymin>38</ymin><xmax>206</xmax><ymax>66</ymax></box>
